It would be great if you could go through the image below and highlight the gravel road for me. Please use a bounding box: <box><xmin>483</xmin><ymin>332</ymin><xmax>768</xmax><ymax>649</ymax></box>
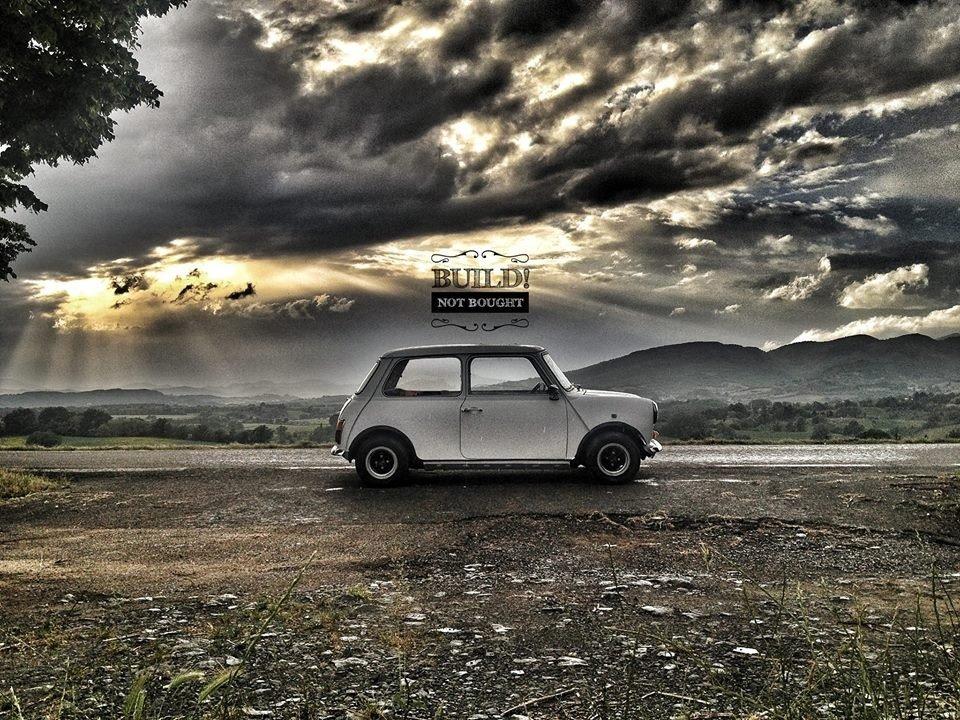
<box><xmin>1</xmin><ymin>447</ymin><xmax>958</xmax><ymax>718</ymax></box>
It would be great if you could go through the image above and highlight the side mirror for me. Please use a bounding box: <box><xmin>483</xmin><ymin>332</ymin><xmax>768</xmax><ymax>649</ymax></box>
<box><xmin>547</xmin><ymin>384</ymin><xmax>561</xmax><ymax>401</ymax></box>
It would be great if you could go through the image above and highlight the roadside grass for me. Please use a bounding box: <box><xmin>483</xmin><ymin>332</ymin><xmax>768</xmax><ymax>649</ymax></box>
<box><xmin>112</xmin><ymin>551</ymin><xmax>318</xmax><ymax>720</ymax></box>
<box><xmin>0</xmin><ymin>468</ymin><xmax>62</xmax><ymax>499</ymax></box>
<box><xmin>599</xmin><ymin>545</ymin><xmax>960</xmax><ymax>719</ymax></box>
<box><xmin>17</xmin><ymin>568</ymin><xmax>956</xmax><ymax>719</ymax></box>
<box><xmin>4</xmin><ymin>542</ymin><xmax>958</xmax><ymax>718</ymax></box>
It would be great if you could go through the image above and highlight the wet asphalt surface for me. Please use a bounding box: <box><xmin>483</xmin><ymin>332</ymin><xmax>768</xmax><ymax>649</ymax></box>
<box><xmin>1</xmin><ymin>445</ymin><xmax>958</xmax><ymax>543</ymax></box>
<box><xmin>4</xmin><ymin>442</ymin><xmax>960</xmax><ymax>471</ymax></box>
<box><xmin>1</xmin><ymin>447</ymin><xmax>958</xmax><ymax>718</ymax></box>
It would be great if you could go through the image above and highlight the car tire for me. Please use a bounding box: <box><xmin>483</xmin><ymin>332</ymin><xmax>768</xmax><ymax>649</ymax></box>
<box><xmin>355</xmin><ymin>435</ymin><xmax>409</xmax><ymax>488</ymax></box>
<box><xmin>585</xmin><ymin>431</ymin><xmax>641</xmax><ymax>484</ymax></box>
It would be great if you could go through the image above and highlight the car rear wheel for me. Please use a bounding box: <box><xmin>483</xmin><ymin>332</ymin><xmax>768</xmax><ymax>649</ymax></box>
<box><xmin>355</xmin><ymin>435</ymin><xmax>409</xmax><ymax>487</ymax></box>
<box><xmin>586</xmin><ymin>431</ymin><xmax>641</xmax><ymax>484</ymax></box>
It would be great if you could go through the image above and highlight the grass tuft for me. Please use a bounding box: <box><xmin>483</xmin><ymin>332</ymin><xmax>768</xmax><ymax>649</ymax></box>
<box><xmin>0</xmin><ymin>468</ymin><xmax>61</xmax><ymax>499</ymax></box>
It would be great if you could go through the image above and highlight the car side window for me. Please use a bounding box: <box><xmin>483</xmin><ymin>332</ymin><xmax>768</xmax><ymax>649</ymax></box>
<box><xmin>382</xmin><ymin>357</ymin><xmax>462</xmax><ymax>397</ymax></box>
<box><xmin>469</xmin><ymin>356</ymin><xmax>547</xmax><ymax>394</ymax></box>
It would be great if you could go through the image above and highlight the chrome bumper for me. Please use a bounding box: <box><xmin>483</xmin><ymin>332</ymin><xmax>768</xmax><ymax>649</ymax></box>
<box><xmin>644</xmin><ymin>438</ymin><xmax>662</xmax><ymax>457</ymax></box>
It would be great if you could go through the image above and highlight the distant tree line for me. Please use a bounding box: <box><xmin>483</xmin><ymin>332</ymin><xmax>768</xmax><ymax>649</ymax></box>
<box><xmin>1</xmin><ymin>407</ymin><xmax>114</xmax><ymax>446</ymax></box>
<box><xmin>659</xmin><ymin>392</ymin><xmax>960</xmax><ymax>442</ymax></box>
<box><xmin>0</xmin><ymin>406</ymin><xmax>339</xmax><ymax>446</ymax></box>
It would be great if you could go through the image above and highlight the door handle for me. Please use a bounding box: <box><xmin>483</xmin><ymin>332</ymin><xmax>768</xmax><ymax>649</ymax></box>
<box><xmin>461</xmin><ymin>407</ymin><xmax>483</xmax><ymax>413</ymax></box>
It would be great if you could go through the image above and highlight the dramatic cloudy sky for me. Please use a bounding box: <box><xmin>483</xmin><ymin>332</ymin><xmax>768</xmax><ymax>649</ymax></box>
<box><xmin>3</xmin><ymin>0</ymin><xmax>960</xmax><ymax>393</ymax></box>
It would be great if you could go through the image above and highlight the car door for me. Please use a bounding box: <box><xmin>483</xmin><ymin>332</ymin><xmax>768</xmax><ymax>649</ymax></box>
<box><xmin>460</xmin><ymin>355</ymin><xmax>567</xmax><ymax>459</ymax></box>
<box><xmin>364</xmin><ymin>356</ymin><xmax>464</xmax><ymax>461</ymax></box>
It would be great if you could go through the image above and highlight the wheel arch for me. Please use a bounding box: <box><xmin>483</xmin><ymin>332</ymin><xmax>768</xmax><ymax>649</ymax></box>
<box><xmin>347</xmin><ymin>425</ymin><xmax>421</xmax><ymax>467</ymax></box>
<box><xmin>574</xmin><ymin>422</ymin><xmax>648</xmax><ymax>466</ymax></box>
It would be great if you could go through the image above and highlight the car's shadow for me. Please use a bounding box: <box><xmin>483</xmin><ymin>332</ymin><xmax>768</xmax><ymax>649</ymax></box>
<box><xmin>363</xmin><ymin>466</ymin><xmax>658</xmax><ymax>488</ymax></box>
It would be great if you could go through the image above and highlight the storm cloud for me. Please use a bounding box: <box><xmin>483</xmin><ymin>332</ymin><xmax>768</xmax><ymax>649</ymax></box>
<box><xmin>4</xmin><ymin>0</ymin><xmax>960</xmax><ymax>389</ymax></box>
<box><xmin>11</xmin><ymin>0</ymin><xmax>958</xmax><ymax>270</ymax></box>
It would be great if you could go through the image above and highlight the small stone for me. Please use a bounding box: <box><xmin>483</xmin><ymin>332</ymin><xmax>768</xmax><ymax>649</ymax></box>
<box><xmin>641</xmin><ymin>605</ymin><xmax>672</xmax><ymax>616</ymax></box>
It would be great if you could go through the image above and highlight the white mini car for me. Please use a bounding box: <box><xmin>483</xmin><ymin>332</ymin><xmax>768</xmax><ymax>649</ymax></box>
<box><xmin>332</xmin><ymin>344</ymin><xmax>661</xmax><ymax>486</ymax></box>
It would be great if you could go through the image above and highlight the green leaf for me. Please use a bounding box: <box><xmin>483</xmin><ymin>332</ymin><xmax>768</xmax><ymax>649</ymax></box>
<box><xmin>0</xmin><ymin>0</ymin><xmax>187</xmax><ymax>280</ymax></box>
<box><xmin>198</xmin><ymin>666</ymin><xmax>242</xmax><ymax>704</ymax></box>
<box><xmin>166</xmin><ymin>670</ymin><xmax>206</xmax><ymax>691</ymax></box>
<box><xmin>123</xmin><ymin>670</ymin><xmax>151</xmax><ymax>720</ymax></box>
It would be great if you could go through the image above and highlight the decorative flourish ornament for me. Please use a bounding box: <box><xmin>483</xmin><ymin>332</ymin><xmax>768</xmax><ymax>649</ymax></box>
<box><xmin>481</xmin><ymin>318</ymin><xmax>529</xmax><ymax>331</ymax></box>
<box><xmin>480</xmin><ymin>250</ymin><xmax>529</xmax><ymax>263</ymax></box>
<box><xmin>431</xmin><ymin>250</ymin><xmax>479</xmax><ymax>263</ymax></box>
<box><xmin>431</xmin><ymin>249</ymin><xmax>529</xmax><ymax>264</ymax></box>
<box><xmin>431</xmin><ymin>318</ymin><xmax>479</xmax><ymax>331</ymax></box>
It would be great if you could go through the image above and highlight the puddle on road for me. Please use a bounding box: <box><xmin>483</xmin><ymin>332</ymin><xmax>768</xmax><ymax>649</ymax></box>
<box><xmin>665</xmin><ymin>477</ymin><xmax>756</xmax><ymax>483</ymax></box>
<box><xmin>708</xmin><ymin>463</ymin><xmax>877</xmax><ymax>468</ymax></box>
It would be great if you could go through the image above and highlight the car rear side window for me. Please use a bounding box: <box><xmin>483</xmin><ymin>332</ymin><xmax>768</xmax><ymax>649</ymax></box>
<box><xmin>469</xmin><ymin>356</ymin><xmax>546</xmax><ymax>393</ymax></box>
<box><xmin>382</xmin><ymin>357</ymin><xmax>462</xmax><ymax>397</ymax></box>
<box><xmin>355</xmin><ymin>361</ymin><xmax>380</xmax><ymax>394</ymax></box>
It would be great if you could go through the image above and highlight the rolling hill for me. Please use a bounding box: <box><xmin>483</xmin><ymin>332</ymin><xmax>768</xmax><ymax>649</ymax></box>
<box><xmin>0</xmin><ymin>388</ymin><xmax>298</xmax><ymax>408</ymax></box>
<box><xmin>568</xmin><ymin>334</ymin><xmax>960</xmax><ymax>401</ymax></box>
<box><xmin>4</xmin><ymin>334</ymin><xmax>960</xmax><ymax>407</ymax></box>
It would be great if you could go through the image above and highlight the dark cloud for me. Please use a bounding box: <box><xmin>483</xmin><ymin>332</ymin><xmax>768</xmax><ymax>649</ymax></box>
<box><xmin>173</xmin><ymin>282</ymin><xmax>217</xmax><ymax>303</ymax></box>
<box><xmin>16</xmin><ymin>0</ymin><xmax>960</xmax><ymax>277</ymax></box>
<box><xmin>496</xmin><ymin>0</ymin><xmax>591</xmax><ymax>39</ymax></box>
<box><xmin>111</xmin><ymin>274</ymin><xmax>149</xmax><ymax>295</ymax></box>
<box><xmin>738</xmin><ymin>271</ymin><xmax>797</xmax><ymax>291</ymax></box>
<box><xmin>533</xmin><ymin>1</ymin><xmax>960</xmax><ymax>187</ymax></box>
<box><xmin>827</xmin><ymin>240</ymin><xmax>954</xmax><ymax>273</ymax></box>
<box><xmin>329</xmin><ymin>1</ymin><xmax>394</xmax><ymax>33</ymax></box>
<box><xmin>288</xmin><ymin>58</ymin><xmax>512</xmax><ymax>150</ymax></box>
<box><xmin>564</xmin><ymin>149</ymin><xmax>749</xmax><ymax>205</ymax></box>
<box><xmin>225</xmin><ymin>282</ymin><xmax>256</xmax><ymax>300</ymax></box>
<box><xmin>439</xmin><ymin>0</ymin><xmax>495</xmax><ymax>58</ymax></box>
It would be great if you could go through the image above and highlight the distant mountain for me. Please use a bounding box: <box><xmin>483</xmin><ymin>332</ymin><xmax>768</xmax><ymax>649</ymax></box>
<box><xmin>0</xmin><ymin>388</ymin><xmax>306</xmax><ymax>408</ymax></box>
<box><xmin>0</xmin><ymin>389</ymin><xmax>225</xmax><ymax>407</ymax></box>
<box><xmin>5</xmin><ymin>334</ymin><xmax>960</xmax><ymax>407</ymax></box>
<box><xmin>569</xmin><ymin>334</ymin><xmax>960</xmax><ymax>401</ymax></box>
<box><xmin>154</xmin><ymin>379</ymin><xmax>355</xmax><ymax>398</ymax></box>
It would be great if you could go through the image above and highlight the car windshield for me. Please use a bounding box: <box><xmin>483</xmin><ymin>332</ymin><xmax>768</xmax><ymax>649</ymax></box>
<box><xmin>355</xmin><ymin>361</ymin><xmax>380</xmax><ymax>394</ymax></box>
<box><xmin>542</xmin><ymin>353</ymin><xmax>574</xmax><ymax>391</ymax></box>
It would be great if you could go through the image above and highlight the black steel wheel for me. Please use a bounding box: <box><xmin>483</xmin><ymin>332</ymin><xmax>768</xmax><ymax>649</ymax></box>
<box><xmin>586</xmin><ymin>431</ymin><xmax>641</xmax><ymax>484</ymax></box>
<box><xmin>355</xmin><ymin>435</ymin><xmax>409</xmax><ymax>487</ymax></box>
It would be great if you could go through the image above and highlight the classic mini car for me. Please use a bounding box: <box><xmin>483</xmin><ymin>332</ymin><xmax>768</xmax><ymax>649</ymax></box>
<box><xmin>332</xmin><ymin>344</ymin><xmax>661</xmax><ymax>486</ymax></box>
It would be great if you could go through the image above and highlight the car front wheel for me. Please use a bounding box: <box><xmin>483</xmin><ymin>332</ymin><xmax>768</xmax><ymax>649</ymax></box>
<box><xmin>586</xmin><ymin>431</ymin><xmax>641</xmax><ymax>484</ymax></box>
<box><xmin>355</xmin><ymin>435</ymin><xmax>409</xmax><ymax>487</ymax></box>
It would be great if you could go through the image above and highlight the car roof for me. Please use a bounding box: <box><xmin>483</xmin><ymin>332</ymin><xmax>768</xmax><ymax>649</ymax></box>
<box><xmin>381</xmin><ymin>344</ymin><xmax>546</xmax><ymax>358</ymax></box>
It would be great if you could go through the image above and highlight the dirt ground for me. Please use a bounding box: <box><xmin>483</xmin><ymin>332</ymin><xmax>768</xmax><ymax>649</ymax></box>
<box><xmin>1</xmin><ymin>458</ymin><xmax>958</xmax><ymax>718</ymax></box>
